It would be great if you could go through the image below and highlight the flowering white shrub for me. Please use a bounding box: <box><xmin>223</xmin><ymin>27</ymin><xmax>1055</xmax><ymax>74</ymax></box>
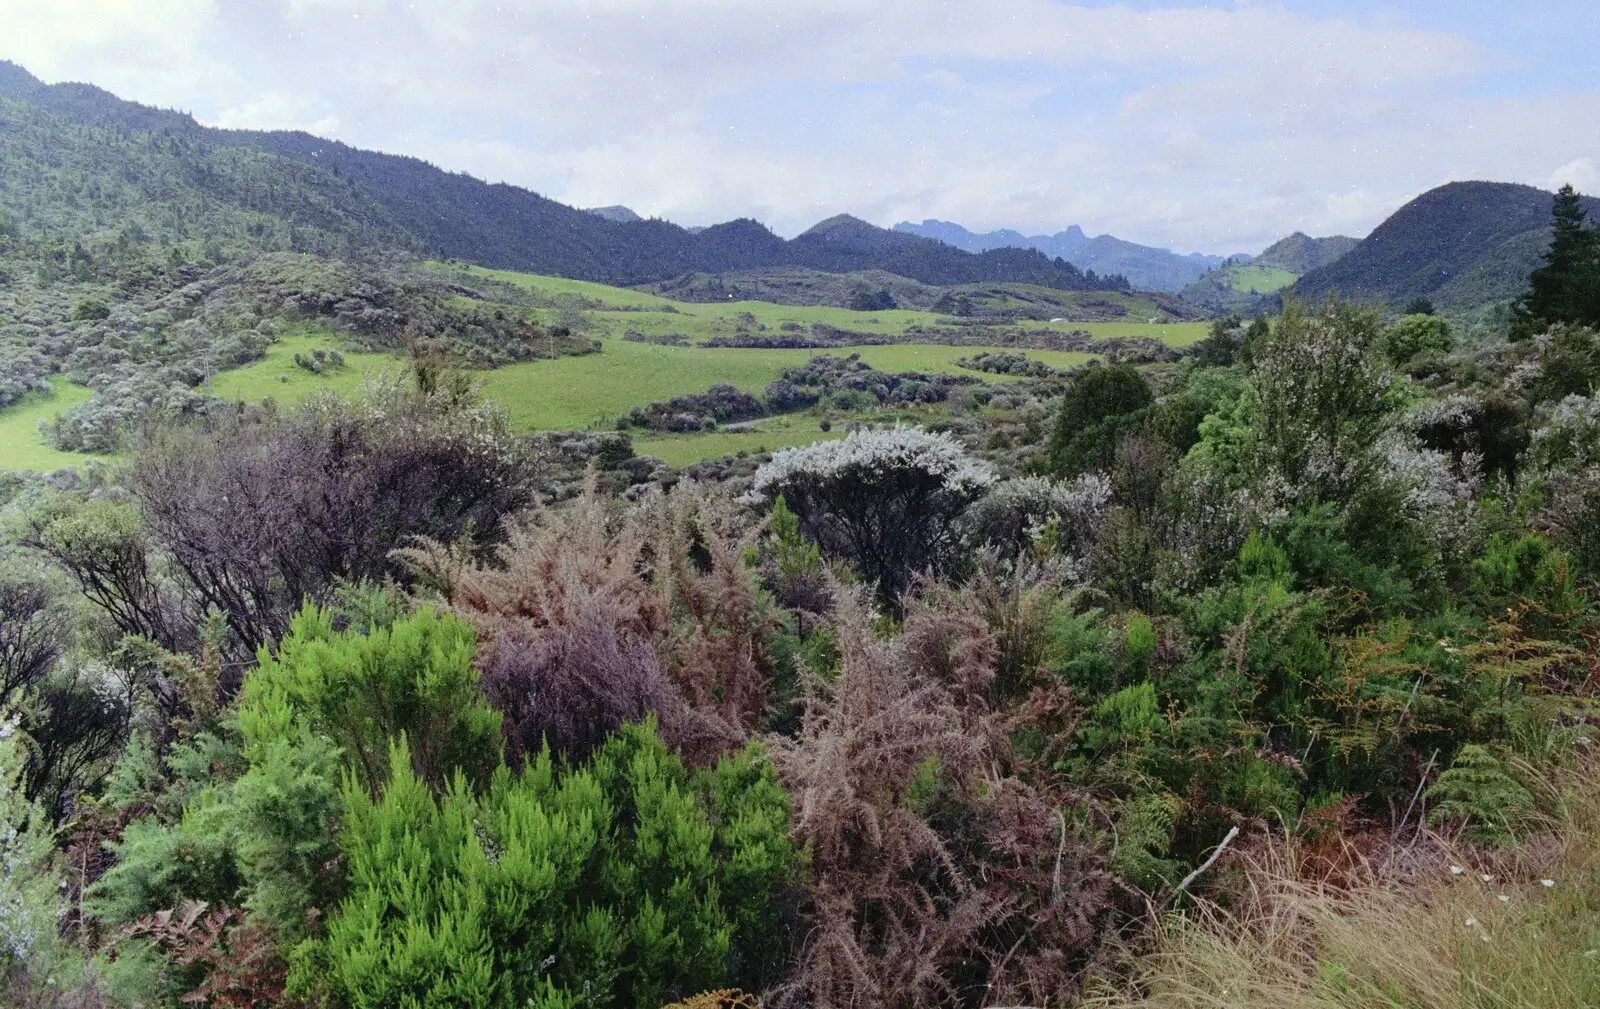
<box><xmin>1190</xmin><ymin>301</ymin><xmax>1399</xmax><ymax>512</ymax></box>
<box><xmin>1378</xmin><ymin>430</ymin><xmax>1481</xmax><ymax>568</ymax></box>
<box><xmin>963</xmin><ymin>473</ymin><xmax>1111</xmax><ymax>564</ymax></box>
<box><xmin>750</xmin><ymin>427</ymin><xmax>995</xmax><ymax>605</ymax></box>
<box><xmin>751</xmin><ymin>426</ymin><xmax>995</xmax><ymax>500</ymax></box>
<box><xmin>1530</xmin><ymin>393</ymin><xmax>1600</xmax><ymax>471</ymax></box>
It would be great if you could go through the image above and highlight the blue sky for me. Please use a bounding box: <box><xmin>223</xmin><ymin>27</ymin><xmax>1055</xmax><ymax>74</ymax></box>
<box><xmin>2</xmin><ymin>1</ymin><xmax>1595</xmax><ymax>254</ymax></box>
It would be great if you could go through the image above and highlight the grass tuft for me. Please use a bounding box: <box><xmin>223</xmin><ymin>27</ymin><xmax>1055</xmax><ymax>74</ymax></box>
<box><xmin>1085</xmin><ymin>753</ymin><xmax>1600</xmax><ymax>1009</ymax></box>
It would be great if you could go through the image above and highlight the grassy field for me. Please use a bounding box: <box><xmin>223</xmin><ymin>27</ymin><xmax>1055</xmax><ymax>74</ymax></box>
<box><xmin>207</xmin><ymin>328</ymin><xmax>402</xmax><ymax>405</ymax></box>
<box><xmin>434</xmin><ymin>263</ymin><xmax>1210</xmax><ymax>347</ymax></box>
<box><xmin>1219</xmin><ymin>264</ymin><xmax>1299</xmax><ymax>294</ymax></box>
<box><xmin>7</xmin><ymin>264</ymin><xmax>1195</xmax><ymax>471</ymax></box>
<box><xmin>211</xmin><ymin>332</ymin><xmax>1096</xmax><ymax>432</ymax></box>
<box><xmin>0</xmin><ymin>377</ymin><xmax>98</xmax><ymax>471</ymax></box>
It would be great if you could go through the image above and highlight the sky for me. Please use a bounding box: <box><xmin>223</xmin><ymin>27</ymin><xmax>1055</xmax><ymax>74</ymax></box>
<box><xmin>1</xmin><ymin>0</ymin><xmax>1596</xmax><ymax>254</ymax></box>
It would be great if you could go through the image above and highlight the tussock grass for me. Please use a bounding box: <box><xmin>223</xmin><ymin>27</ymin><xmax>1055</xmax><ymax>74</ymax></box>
<box><xmin>1086</xmin><ymin>754</ymin><xmax>1600</xmax><ymax>1009</ymax></box>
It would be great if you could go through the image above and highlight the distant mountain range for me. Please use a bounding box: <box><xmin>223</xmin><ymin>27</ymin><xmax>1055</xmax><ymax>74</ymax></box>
<box><xmin>0</xmin><ymin>61</ymin><xmax>1125</xmax><ymax>293</ymax></box>
<box><xmin>1</xmin><ymin>61</ymin><xmax>1581</xmax><ymax>314</ymax></box>
<box><xmin>892</xmin><ymin>220</ymin><xmax>1245</xmax><ymax>293</ymax></box>
<box><xmin>1291</xmin><ymin>181</ymin><xmax>1599</xmax><ymax>310</ymax></box>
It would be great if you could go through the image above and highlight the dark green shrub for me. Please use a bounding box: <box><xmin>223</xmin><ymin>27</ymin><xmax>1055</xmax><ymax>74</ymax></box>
<box><xmin>1046</xmin><ymin>361</ymin><xmax>1154</xmax><ymax>475</ymax></box>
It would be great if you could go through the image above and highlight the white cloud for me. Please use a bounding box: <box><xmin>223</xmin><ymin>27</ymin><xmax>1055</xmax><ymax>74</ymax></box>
<box><xmin>1</xmin><ymin>0</ymin><xmax>1595</xmax><ymax>253</ymax></box>
<box><xmin>1549</xmin><ymin>159</ymin><xmax>1600</xmax><ymax>196</ymax></box>
<box><xmin>0</xmin><ymin>0</ymin><xmax>227</xmax><ymax>104</ymax></box>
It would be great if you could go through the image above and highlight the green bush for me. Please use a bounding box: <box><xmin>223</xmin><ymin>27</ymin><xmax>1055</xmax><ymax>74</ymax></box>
<box><xmin>1382</xmin><ymin>313</ymin><xmax>1452</xmax><ymax>364</ymax></box>
<box><xmin>306</xmin><ymin>720</ymin><xmax>794</xmax><ymax>1009</ymax></box>
<box><xmin>239</xmin><ymin>603</ymin><xmax>502</xmax><ymax>794</ymax></box>
<box><xmin>1046</xmin><ymin>361</ymin><xmax>1154</xmax><ymax>475</ymax></box>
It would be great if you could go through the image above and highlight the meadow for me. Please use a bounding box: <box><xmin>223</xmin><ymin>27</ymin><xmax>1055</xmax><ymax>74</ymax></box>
<box><xmin>0</xmin><ymin>377</ymin><xmax>97</xmax><ymax>471</ymax></box>
<box><xmin>209</xmin><ymin>331</ymin><xmax>1095</xmax><ymax>431</ymax></box>
<box><xmin>0</xmin><ymin>262</ymin><xmax>1188</xmax><ymax>470</ymax></box>
<box><xmin>1219</xmin><ymin>263</ymin><xmax>1299</xmax><ymax>294</ymax></box>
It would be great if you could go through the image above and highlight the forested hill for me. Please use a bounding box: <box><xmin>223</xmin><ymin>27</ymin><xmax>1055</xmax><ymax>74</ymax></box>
<box><xmin>1291</xmin><ymin>181</ymin><xmax>1600</xmax><ymax>309</ymax></box>
<box><xmin>0</xmin><ymin>61</ymin><xmax>1125</xmax><ymax>291</ymax></box>
<box><xmin>1252</xmin><ymin>232</ymin><xmax>1358</xmax><ymax>274</ymax></box>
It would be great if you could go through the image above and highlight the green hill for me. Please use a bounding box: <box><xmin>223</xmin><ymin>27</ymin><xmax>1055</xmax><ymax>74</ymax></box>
<box><xmin>1291</xmin><ymin>181</ymin><xmax>1600</xmax><ymax>310</ymax></box>
<box><xmin>0</xmin><ymin>60</ymin><xmax>1130</xmax><ymax>293</ymax></box>
<box><xmin>1252</xmin><ymin>232</ymin><xmax>1358</xmax><ymax>274</ymax></box>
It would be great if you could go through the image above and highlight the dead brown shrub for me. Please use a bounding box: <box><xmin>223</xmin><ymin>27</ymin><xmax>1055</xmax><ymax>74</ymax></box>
<box><xmin>395</xmin><ymin>481</ymin><xmax>773</xmax><ymax>764</ymax></box>
<box><xmin>769</xmin><ymin>587</ymin><xmax>1114</xmax><ymax>1009</ymax></box>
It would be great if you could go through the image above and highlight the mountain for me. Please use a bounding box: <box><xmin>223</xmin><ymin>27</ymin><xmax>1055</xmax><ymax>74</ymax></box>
<box><xmin>1252</xmin><ymin>232</ymin><xmax>1358</xmax><ymax>274</ymax></box>
<box><xmin>893</xmin><ymin>218</ymin><xmax>1237</xmax><ymax>292</ymax></box>
<box><xmin>1177</xmin><ymin>231</ymin><xmax>1358</xmax><ymax>314</ymax></box>
<box><xmin>585</xmin><ymin>205</ymin><xmax>643</xmax><ymax>223</ymax></box>
<box><xmin>1291</xmin><ymin>181</ymin><xmax>1600</xmax><ymax>310</ymax></box>
<box><xmin>0</xmin><ymin>61</ymin><xmax>1125</xmax><ymax>293</ymax></box>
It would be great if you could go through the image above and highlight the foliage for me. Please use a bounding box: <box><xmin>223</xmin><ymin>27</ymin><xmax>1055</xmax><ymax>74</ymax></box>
<box><xmin>1512</xmin><ymin>183</ymin><xmax>1600</xmax><ymax>338</ymax></box>
<box><xmin>397</xmin><ymin>484</ymin><xmax>773</xmax><ymax>766</ymax></box>
<box><xmin>240</xmin><ymin>603</ymin><xmax>501</xmax><ymax>795</ymax></box>
<box><xmin>0</xmin><ymin>561</ymin><xmax>70</xmax><ymax>709</ymax></box>
<box><xmin>0</xmin><ymin>719</ymin><xmax>73</xmax><ymax>1000</ymax></box>
<box><xmin>750</xmin><ymin>427</ymin><xmax>995</xmax><ymax>607</ymax></box>
<box><xmin>120</xmin><ymin>381</ymin><xmax>536</xmax><ymax>655</ymax></box>
<box><xmin>308</xmin><ymin>721</ymin><xmax>794</xmax><ymax>1009</ymax></box>
<box><xmin>771</xmin><ymin>590</ymin><xmax>1113</xmax><ymax>1009</ymax></box>
<box><xmin>1381</xmin><ymin>312</ymin><xmax>1452</xmax><ymax>364</ymax></box>
<box><xmin>1191</xmin><ymin>300</ymin><xmax>1398</xmax><ymax>509</ymax></box>
<box><xmin>1047</xmin><ymin>360</ymin><xmax>1154</xmax><ymax>475</ymax></box>
<box><xmin>1426</xmin><ymin>743</ymin><xmax>1534</xmax><ymax>843</ymax></box>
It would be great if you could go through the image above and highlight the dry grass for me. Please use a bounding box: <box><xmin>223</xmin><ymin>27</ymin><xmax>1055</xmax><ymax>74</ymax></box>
<box><xmin>1083</xmin><ymin>753</ymin><xmax>1600</xmax><ymax>1009</ymax></box>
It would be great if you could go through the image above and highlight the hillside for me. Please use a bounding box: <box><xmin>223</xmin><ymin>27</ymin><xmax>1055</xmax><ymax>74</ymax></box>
<box><xmin>0</xmin><ymin>61</ymin><xmax>1127</xmax><ymax>293</ymax></box>
<box><xmin>1253</xmin><ymin>231</ymin><xmax>1358</xmax><ymax>274</ymax></box>
<box><xmin>893</xmin><ymin>218</ymin><xmax>1235</xmax><ymax>292</ymax></box>
<box><xmin>1291</xmin><ymin>181</ymin><xmax>1600</xmax><ymax>309</ymax></box>
<box><xmin>1176</xmin><ymin>232</ymin><xmax>1355</xmax><ymax>314</ymax></box>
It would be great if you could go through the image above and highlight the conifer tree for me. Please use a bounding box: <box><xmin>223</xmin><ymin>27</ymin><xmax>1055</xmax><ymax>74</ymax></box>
<box><xmin>1513</xmin><ymin>184</ymin><xmax>1600</xmax><ymax>338</ymax></box>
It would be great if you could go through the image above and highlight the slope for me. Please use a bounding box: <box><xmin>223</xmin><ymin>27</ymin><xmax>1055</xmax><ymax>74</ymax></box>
<box><xmin>1291</xmin><ymin>181</ymin><xmax>1600</xmax><ymax>310</ymax></box>
<box><xmin>0</xmin><ymin>61</ymin><xmax>1128</xmax><ymax>293</ymax></box>
<box><xmin>1252</xmin><ymin>232</ymin><xmax>1358</xmax><ymax>274</ymax></box>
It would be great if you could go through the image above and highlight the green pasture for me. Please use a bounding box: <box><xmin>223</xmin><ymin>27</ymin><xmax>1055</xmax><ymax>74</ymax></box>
<box><xmin>443</xmin><ymin>263</ymin><xmax>679</xmax><ymax>310</ymax></box>
<box><xmin>430</xmin><ymin>262</ymin><xmax>1210</xmax><ymax>347</ymax></box>
<box><xmin>211</xmin><ymin>332</ymin><xmax>1096</xmax><ymax>433</ymax></box>
<box><xmin>476</xmin><ymin>340</ymin><xmax>1092</xmax><ymax>430</ymax></box>
<box><xmin>1220</xmin><ymin>264</ymin><xmax>1298</xmax><ymax>294</ymax></box>
<box><xmin>207</xmin><ymin>329</ymin><xmax>407</xmax><ymax>407</ymax></box>
<box><xmin>0</xmin><ymin>377</ymin><xmax>97</xmax><ymax>471</ymax></box>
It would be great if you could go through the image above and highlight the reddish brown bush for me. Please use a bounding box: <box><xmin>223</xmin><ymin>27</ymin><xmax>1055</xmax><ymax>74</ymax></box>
<box><xmin>108</xmin><ymin>902</ymin><xmax>288</xmax><ymax>1008</ymax></box>
<box><xmin>769</xmin><ymin>588</ymin><xmax>1114</xmax><ymax>1009</ymax></box>
<box><xmin>397</xmin><ymin>482</ymin><xmax>773</xmax><ymax>764</ymax></box>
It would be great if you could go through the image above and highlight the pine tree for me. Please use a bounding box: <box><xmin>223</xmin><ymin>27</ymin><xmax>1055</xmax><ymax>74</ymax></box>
<box><xmin>1513</xmin><ymin>184</ymin><xmax>1600</xmax><ymax>338</ymax></box>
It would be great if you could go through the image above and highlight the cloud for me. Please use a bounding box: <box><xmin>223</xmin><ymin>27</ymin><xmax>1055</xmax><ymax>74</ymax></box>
<box><xmin>0</xmin><ymin>0</ymin><xmax>227</xmax><ymax>103</ymax></box>
<box><xmin>1549</xmin><ymin>158</ymin><xmax>1600</xmax><ymax>196</ymax></box>
<box><xmin>1</xmin><ymin>1</ymin><xmax>1595</xmax><ymax>253</ymax></box>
